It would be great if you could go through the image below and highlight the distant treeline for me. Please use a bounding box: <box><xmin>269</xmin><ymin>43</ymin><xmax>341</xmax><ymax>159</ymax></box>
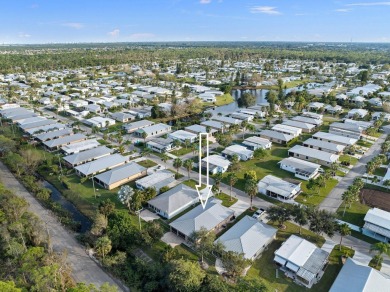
<box><xmin>1</xmin><ymin>42</ymin><xmax>390</xmax><ymax>73</ymax></box>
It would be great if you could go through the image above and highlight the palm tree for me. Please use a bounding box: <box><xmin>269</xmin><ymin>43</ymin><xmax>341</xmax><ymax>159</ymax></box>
<box><xmin>161</xmin><ymin>153</ymin><xmax>169</xmax><ymax>167</ymax></box>
<box><xmin>243</xmin><ymin>171</ymin><xmax>257</xmax><ymax>210</ymax></box>
<box><xmin>291</xmin><ymin>205</ymin><xmax>308</xmax><ymax>235</ymax></box>
<box><xmin>183</xmin><ymin>159</ymin><xmax>193</xmax><ymax>178</ymax></box>
<box><xmin>173</xmin><ymin>158</ymin><xmax>183</xmax><ymax>175</ymax></box>
<box><xmin>370</xmin><ymin>242</ymin><xmax>390</xmax><ymax>268</ymax></box>
<box><xmin>118</xmin><ymin>145</ymin><xmax>125</xmax><ymax>154</ymax></box>
<box><xmin>338</xmin><ymin>223</ymin><xmax>351</xmax><ymax>251</ymax></box>
<box><xmin>226</xmin><ymin>172</ymin><xmax>237</xmax><ymax>201</ymax></box>
<box><xmin>341</xmin><ymin>190</ymin><xmax>353</xmax><ymax>217</ymax></box>
<box><xmin>213</xmin><ymin>172</ymin><xmax>223</xmax><ymax>194</ymax></box>
<box><xmin>141</xmin><ymin>131</ymin><xmax>147</xmax><ymax>143</ymax></box>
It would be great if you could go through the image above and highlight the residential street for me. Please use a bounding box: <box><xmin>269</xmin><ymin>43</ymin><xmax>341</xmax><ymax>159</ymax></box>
<box><xmin>319</xmin><ymin>134</ymin><xmax>386</xmax><ymax>213</ymax></box>
<box><xmin>0</xmin><ymin>161</ymin><xmax>125</xmax><ymax>291</ymax></box>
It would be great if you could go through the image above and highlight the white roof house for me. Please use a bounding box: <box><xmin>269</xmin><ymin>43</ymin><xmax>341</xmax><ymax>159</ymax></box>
<box><xmin>84</xmin><ymin>117</ymin><xmax>116</xmax><ymax>128</ymax></box>
<box><xmin>94</xmin><ymin>162</ymin><xmax>147</xmax><ymax>190</ymax></box>
<box><xmin>307</xmin><ymin>102</ymin><xmax>324</xmax><ymax>111</ymax></box>
<box><xmin>34</xmin><ymin>128</ymin><xmax>73</xmax><ymax>142</ymax></box>
<box><xmin>169</xmin><ymin>199</ymin><xmax>234</xmax><ymax>241</ymax></box>
<box><xmin>148</xmin><ymin>184</ymin><xmax>201</xmax><ymax>220</ymax></box>
<box><xmin>201</xmin><ymin>120</ymin><xmax>228</xmax><ymax>132</ymax></box>
<box><xmin>282</xmin><ymin>120</ymin><xmax>316</xmax><ymax>133</ymax></box>
<box><xmin>135</xmin><ymin>170</ymin><xmax>176</xmax><ymax>192</ymax></box>
<box><xmin>26</xmin><ymin>123</ymin><xmax>67</xmax><ymax>135</ymax></box>
<box><xmin>212</xmin><ymin>116</ymin><xmax>242</xmax><ymax>125</ymax></box>
<box><xmin>63</xmin><ymin>145</ymin><xmax>114</xmax><ymax>167</ymax></box>
<box><xmin>20</xmin><ymin>119</ymin><xmax>57</xmax><ymax>131</ymax></box>
<box><xmin>288</xmin><ymin>145</ymin><xmax>339</xmax><ymax>166</ymax></box>
<box><xmin>201</xmin><ymin>154</ymin><xmax>231</xmax><ymax>174</ymax></box>
<box><xmin>258</xmin><ymin>175</ymin><xmax>301</xmax><ymax>200</ymax></box>
<box><xmin>17</xmin><ymin>116</ymin><xmax>46</xmax><ymax>125</ymax></box>
<box><xmin>279</xmin><ymin>157</ymin><xmax>321</xmax><ymax>181</ymax></box>
<box><xmin>168</xmin><ymin>130</ymin><xmax>198</xmax><ymax>143</ymax></box>
<box><xmin>312</xmin><ymin>132</ymin><xmax>357</xmax><ymax>146</ymax></box>
<box><xmin>185</xmin><ymin>124</ymin><xmax>215</xmax><ymax>135</ymax></box>
<box><xmin>242</xmin><ymin>136</ymin><xmax>272</xmax><ymax>150</ymax></box>
<box><xmin>123</xmin><ymin>120</ymin><xmax>154</xmax><ymax>133</ymax></box>
<box><xmin>329</xmin><ymin>122</ymin><xmax>364</xmax><ymax>140</ymax></box>
<box><xmin>330</xmin><ymin>258</ymin><xmax>390</xmax><ymax>292</ymax></box>
<box><xmin>344</xmin><ymin>119</ymin><xmax>373</xmax><ymax>130</ymax></box>
<box><xmin>292</xmin><ymin>116</ymin><xmax>322</xmax><ymax>126</ymax></box>
<box><xmin>324</xmin><ymin>104</ymin><xmax>343</xmax><ymax>114</ymax></box>
<box><xmin>347</xmin><ymin>108</ymin><xmax>368</xmax><ymax>119</ymax></box>
<box><xmin>274</xmin><ymin>235</ymin><xmax>329</xmax><ymax>288</ymax></box>
<box><xmin>216</xmin><ymin>216</ymin><xmax>277</xmax><ymax>260</ymax></box>
<box><xmin>272</xmin><ymin>124</ymin><xmax>302</xmax><ymax>138</ymax></box>
<box><xmin>61</xmin><ymin>139</ymin><xmax>100</xmax><ymax>154</ymax></box>
<box><xmin>303</xmin><ymin>138</ymin><xmax>345</xmax><ymax>154</ymax></box>
<box><xmin>42</xmin><ymin>133</ymin><xmax>87</xmax><ymax>150</ymax></box>
<box><xmin>146</xmin><ymin>137</ymin><xmax>173</xmax><ymax>153</ymax></box>
<box><xmin>222</xmin><ymin>144</ymin><xmax>254</xmax><ymax>161</ymax></box>
<box><xmin>363</xmin><ymin>208</ymin><xmax>390</xmax><ymax>240</ymax></box>
<box><xmin>260</xmin><ymin>130</ymin><xmax>295</xmax><ymax>145</ymax></box>
<box><xmin>135</xmin><ymin>123</ymin><xmax>172</xmax><ymax>138</ymax></box>
<box><xmin>74</xmin><ymin>154</ymin><xmax>129</xmax><ymax>177</ymax></box>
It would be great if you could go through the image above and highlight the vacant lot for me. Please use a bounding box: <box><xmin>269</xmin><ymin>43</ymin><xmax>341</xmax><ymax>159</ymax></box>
<box><xmin>361</xmin><ymin>188</ymin><xmax>390</xmax><ymax>212</ymax></box>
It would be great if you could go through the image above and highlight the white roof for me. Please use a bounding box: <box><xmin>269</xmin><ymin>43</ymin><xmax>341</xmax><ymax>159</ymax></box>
<box><xmin>34</xmin><ymin>128</ymin><xmax>73</xmax><ymax>141</ymax></box>
<box><xmin>292</xmin><ymin>116</ymin><xmax>322</xmax><ymax>126</ymax></box>
<box><xmin>222</xmin><ymin>144</ymin><xmax>253</xmax><ymax>157</ymax></box>
<box><xmin>202</xmin><ymin>154</ymin><xmax>231</xmax><ymax>168</ymax></box>
<box><xmin>312</xmin><ymin>132</ymin><xmax>357</xmax><ymax>146</ymax></box>
<box><xmin>283</xmin><ymin>120</ymin><xmax>316</xmax><ymax>130</ymax></box>
<box><xmin>62</xmin><ymin>139</ymin><xmax>100</xmax><ymax>154</ymax></box>
<box><xmin>303</xmin><ymin>138</ymin><xmax>345</xmax><ymax>152</ymax></box>
<box><xmin>243</xmin><ymin>136</ymin><xmax>271</xmax><ymax>146</ymax></box>
<box><xmin>136</xmin><ymin>169</ymin><xmax>175</xmax><ymax>189</ymax></box>
<box><xmin>260</xmin><ymin>130</ymin><xmax>294</xmax><ymax>142</ymax></box>
<box><xmin>43</xmin><ymin>133</ymin><xmax>87</xmax><ymax>148</ymax></box>
<box><xmin>272</xmin><ymin>124</ymin><xmax>302</xmax><ymax>135</ymax></box>
<box><xmin>279</xmin><ymin>157</ymin><xmax>320</xmax><ymax>172</ymax></box>
<box><xmin>63</xmin><ymin>146</ymin><xmax>114</xmax><ymax>166</ymax></box>
<box><xmin>75</xmin><ymin>154</ymin><xmax>129</xmax><ymax>176</ymax></box>
<box><xmin>258</xmin><ymin>175</ymin><xmax>300</xmax><ymax>198</ymax></box>
<box><xmin>289</xmin><ymin>145</ymin><xmax>339</xmax><ymax>163</ymax></box>
<box><xmin>364</xmin><ymin>208</ymin><xmax>390</xmax><ymax>231</ymax></box>
<box><xmin>216</xmin><ymin>216</ymin><xmax>277</xmax><ymax>259</ymax></box>
<box><xmin>94</xmin><ymin>162</ymin><xmax>146</xmax><ymax>186</ymax></box>
<box><xmin>137</xmin><ymin>123</ymin><xmax>171</xmax><ymax>135</ymax></box>
<box><xmin>169</xmin><ymin>130</ymin><xmax>197</xmax><ymax>141</ymax></box>
<box><xmin>275</xmin><ymin>235</ymin><xmax>317</xmax><ymax>268</ymax></box>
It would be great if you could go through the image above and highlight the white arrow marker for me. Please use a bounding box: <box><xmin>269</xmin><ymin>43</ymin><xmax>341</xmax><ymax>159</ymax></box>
<box><xmin>196</xmin><ymin>132</ymin><xmax>212</xmax><ymax>209</ymax></box>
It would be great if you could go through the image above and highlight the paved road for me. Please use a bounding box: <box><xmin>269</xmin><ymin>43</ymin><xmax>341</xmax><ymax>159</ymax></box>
<box><xmin>0</xmin><ymin>161</ymin><xmax>125</xmax><ymax>291</ymax></box>
<box><xmin>319</xmin><ymin>134</ymin><xmax>386</xmax><ymax>213</ymax></box>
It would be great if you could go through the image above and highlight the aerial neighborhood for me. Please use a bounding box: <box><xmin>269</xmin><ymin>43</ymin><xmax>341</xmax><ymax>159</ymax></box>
<box><xmin>1</xmin><ymin>44</ymin><xmax>390</xmax><ymax>292</ymax></box>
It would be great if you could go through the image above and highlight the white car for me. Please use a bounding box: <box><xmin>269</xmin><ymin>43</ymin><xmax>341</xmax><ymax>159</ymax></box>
<box><xmin>252</xmin><ymin>208</ymin><xmax>265</xmax><ymax>220</ymax></box>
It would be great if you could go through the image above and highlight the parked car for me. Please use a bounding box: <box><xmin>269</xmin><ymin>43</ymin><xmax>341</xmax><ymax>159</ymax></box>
<box><xmin>252</xmin><ymin>208</ymin><xmax>265</xmax><ymax>220</ymax></box>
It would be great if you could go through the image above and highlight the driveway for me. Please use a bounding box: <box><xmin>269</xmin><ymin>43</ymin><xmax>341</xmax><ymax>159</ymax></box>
<box><xmin>0</xmin><ymin>162</ymin><xmax>125</xmax><ymax>291</ymax></box>
<box><xmin>161</xmin><ymin>232</ymin><xmax>186</xmax><ymax>247</ymax></box>
<box><xmin>139</xmin><ymin>209</ymin><xmax>159</xmax><ymax>222</ymax></box>
<box><xmin>229</xmin><ymin>199</ymin><xmax>250</xmax><ymax>217</ymax></box>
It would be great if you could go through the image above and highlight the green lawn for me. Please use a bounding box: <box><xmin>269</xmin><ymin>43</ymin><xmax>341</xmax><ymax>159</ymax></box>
<box><xmin>339</xmin><ymin>154</ymin><xmax>359</xmax><ymax>166</ymax></box>
<box><xmin>214</xmin><ymin>93</ymin><xmax>235</xmax><ymax>106</ymax></box>
<box><xmin>336</xmin><ymin>170</ymin><xmax>346</xmax><ymax>177</ymax></box>
<box><xmin>296</xmin><ymin>178</ymin><xmax>339</xmax><ymax>207</ymax></box>
<box><xmin>214</xmin><ymin>192</ymin><xmax>238</xmax><ymax>207</ymax></box>
<box><xmin>170</xmin><ymin>147</ymin><xmax>193</xmax><ymax>156</ymax></box>
<box><xmin>373</xmin><ymin>167</ymin><xmax>387</xmax><ymax>177</ymax></box>
<box><xmin>246</xmin><ymin>222</ymin><xmax>325</xmax><ymax>292</ymax></box>
<box><xmin>336</xmin><ymin>200</ymin><xmax>370</xmax><ymax>227</ymax></box>
<box><xmin>137</xmin><ymin>159</ymin><xmax>158</xmax><ymax>168</ymax></box>
<box><xmin>183</xmin><ymin>179</ymin><xmax>204</xmax><ymax>189</ymax></box>
<box><xmin>357</xmin><ymin>140</ymin><xmax>373</xmax><ymax>148</ymax></box>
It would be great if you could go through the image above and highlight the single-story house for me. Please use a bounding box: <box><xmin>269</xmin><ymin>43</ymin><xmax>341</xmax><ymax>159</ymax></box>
<box><xmin>242</xmin><ymin>136</ymin><xmax>272</xmax><ymax>150</ymax></box>
<box><xmin>329</xmin><ymin>122</ymin><xmax>363</xmax><ymax>140</ymax></box>
<box><xmin>147</xmin><ymin>184</ymin><xmax>201</xmax><ymax>220</ymax></box>
<box><xmin>272</xmin><ymin>124</ymin><xmax>302</xmax><ymax>138</ymax></box>
<box><xmin>20</xmin><ymin>119</ymin><xmax>57</xmax><ymax>131</ymax></box>
<box><xmin>215</xmin><ymin>215</ymin><xmax>277</xmax><ymax>260</ymax></box>
<box><xmin>94</xmin><ymin>162</ymin><xmax>147</xmax><ymax>190</ymax></box>
<box><xmin>302</xmin><ymin>112</ymin><xmax>323</xmax><ymax>120</ymax></box>
<box><xmin>259</xmin><ymin>130</ymin><xmax>295</xmax><ymax>145</ymax></box>
<box><xmin>168</xmin><ymin>130</ymin><xmax>197</xmax><ymax>143</ymax></box>
<box><xmin>34</xmin><ymin>128</ymin><xmax>73</xmax><ymax>142</ymax></box>
<box><xmin>307</xmin><ymin>102</ymin><xmax>324</xmax><ymax>112</ymax></box>
<box><xmin>61</xmin><ymin>139</ymin><xmax>100</xmax><ymax>155</ymax></box>
<box><xmin>288</xmin><ymin>145</ymin><xmax>339</xmax><ymax>166</ymax></box>
<box><xmin>169</xmin><ymin>199</ymin><xmax>234</xmax><ymax>241</ymax></box>
<box><xmin>146</xmin><ymin>137</ymin><xmax>173</xmax><ymax>153</ymax></box>
<box><xmin>373</xmin><ymin>112</ymin><xmax>390</xmax><ymax>122</ymax></box>
<box><xmin>303</xmin><ymin>138</ymin><xmax>345</xmax><ymax>154</ymax></box>
<box><xmin>292</xmin><ymin>116</ymin><xmax>322</xmax><ymax>126</ymax></box>
<box><xmin>201</xmin><ymin>120</ymin><xmax>229</xmax><ymax>133</ymax></box>
<box><xmin>17</xmin><ymin>116</ymin><xmax>46</xmax><ymax>126</ymax></box>
<box><xmin>312</xmin><ymin>132</ymin><xmax>358</xmax><ymax>146</ymax></box>
<box><xmin>278</xmin><ymin>157</ymin><xmax>321</xmax><ymax>181</ymax></box>
<box><xmin>212</xmin><ymin>116</ymin><xmax>242</xmax><ymax>126</ymax></box>
<box><xmin>347</xmin><ymin>108</ymin><xmax>368</xmax><ymax>119</ymax></box>
<box><xmin>274</xmin><ymin>235</ymin><xmax>329</xmax><ymax>288</ymax></box>
<box><xmin>258</xmin><ymin>175</ymin><xmax>301</xmax><ymax>200</ymax></box>
<box><xmin>135</xmin><ymin>170</ymin><xmax>175</xmax><ymax>193</ymax></box>
<box><xmin>350</xmin><ymin>96</ymin><xmax>366</xmax><ymax>106</ymax></box>
<box><xmin>324</xmin><ymin>104</ymin><xmax>343</xmax><ymax>114</ymax></box>
<box><xmin>70</xmin><ymin>99</ymin><xmax>88</xmax><ymax>108</ymax></box>
<box><xmin>344</xmin><ymin>119</ymin><xmax>373</xmax><ymax>130</ymax></box>
<box><xmin>282</xmin><ymin>120</ymin><xmax>316</xmax><ymax>133</ymax></box>
<box><xmin>198</xmin><ymin>93</ymin><xmax>216</xmax><ymax>102</ymax></box>
<box><xmin>84</xmin><ymin>117</ymin><xmax>116</xmax><ymax>128</ymax></box>
<box><xmin>229</xmin><ymin>112</ymin><xmax>254</xmax><ymax>122</ymax></box>
<box><xmin>84</xmin><ymin>104</ymin><xmax>102</xmax><ymax>114</ymax></box>
<box><xmin>134</xmin><ymin>123</ymin><xmax>172</xmax><ymax>139</ymax></box>
<box><xmin>74</xmin><ymin>154</ymin><xmax>129</xmax><ymax>177</ymax></box>
<box><xmin>329</xmin><ymin>258</ymin><xmax>390</xmax><ymax>292</ymax></box>
<box><xmin>110</xmin><ymin>112</ymin><xmax>136</xmax><ymax>123</ymax></box>
<box><xmin>222</xmin><ymin>144</ymin><xmax>254</xmax><ymax>161</ymax></box>
<box><xmin>26</xmin><ymin>123</ymin><xmax>67</xmax><ymax>135</ymax></box>
<box><xmin>185</xmin><ymin>124</ymin><xmax>217</xmax><ymax>136</ymax></box>
<box><xmin>123</xmin><ymin>120</ymin><xmax>154</xmax><ymax>134</ymax></box>
<box><xmin>42</xmin><ymin>133</ymin><xmax>87</xmax><ymax>151</ymax></box>
<box><xmin>201</xmin><ymin>155</ymin><xmax>231</xmax><ymax>174</ymax></box>
<box><xmin>367</xmin><ymin>97</ymin><xmax>383</xmax><ymax>107</ymax></box>
<box><xmin>363</xmin><ymin>208</ymin><xmax>390</xmax><ymax>242</ymax></box>
<box><xmin>63</xmin><ymin>145</ymin><xmax>114</xmax><ymax>167</ymax></box>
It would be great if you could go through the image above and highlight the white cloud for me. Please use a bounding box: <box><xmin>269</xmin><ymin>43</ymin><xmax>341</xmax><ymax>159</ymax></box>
<box><xmin>335</xmin><ymin>8</ymin><xmax>352</xmax><ymax>12</ymax></box>
<box><xmin>200</xmin><ymin>0</ymin><xmax>212</xmax><ymax>3</ymax></box>
<box><xmin>62</xmin><ymin>22</ymin><xmax>84</xmax><ymax>29</ymax></box>
<box><xmin>18</xmin><ymin>33</ymin><xmax>31</xmax><ymax>38</ymax></box>
<box><xmin>347</xmin><ymin>2</ymin><xmax>390</xmax><ymax>6</ymax></box>
<box><xmin>129</xmin><ymin>33</ymin><xmax>155</xmax><ymax>40</ymax></box>
<box><xmin>250</xmin><ymin>6</ymin><xmax>281</xmax><ymax>15</ymax></box>
<box><xmin>108</xmin><ymin>29</ymin><xmax>120</xmax><ymax>37</ymax></box>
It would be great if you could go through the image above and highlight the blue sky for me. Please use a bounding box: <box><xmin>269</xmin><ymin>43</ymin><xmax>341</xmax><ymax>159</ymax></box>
<box><xmin>1</xmin><ymin>0</ymin><xmax>390</xmax><ymax>43</ymax></box>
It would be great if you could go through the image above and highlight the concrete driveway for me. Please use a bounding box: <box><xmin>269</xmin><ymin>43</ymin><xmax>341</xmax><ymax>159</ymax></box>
<box><xmin>161</xmin><ymin>232</ymin><xmax>185</xmax><ymax>247</ymax></box>
<box><xmin>140</xmin><ymin>209</ymin><xmax>159</xmax><ymax>222</ymax></box>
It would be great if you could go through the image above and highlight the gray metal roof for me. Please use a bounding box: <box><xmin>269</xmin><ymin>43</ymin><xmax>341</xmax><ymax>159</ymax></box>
<box><xmin>201</xmin><ymin>120</ymin><xmax>226</xmax><ymax>130</ymax></box>
<box><xmin>292</xmin><ymin>116</ymin><xmax>322</xmax><ymax>126</ymax></box>
<box><xmin>279</xmin><ymin>157</ymin><xmax>320</xmax><ymax>173</ymax></box>
<box><xmin>20</xmin><ymin>119</ymin><xmax>57</xmax><ymax>130</ymax></box>
<box><xmin>95</xmin><ymin>162</ymin><xmax>146</xmax><ymax>185</ymax></box>
<box><xmin>312</xmin><ymin>131</ymin><xmax>357</xmax><ymax>146</ymax></box>
<box><xmin>330</xmin><ymin>258</ymin><xmax>390</xmax><ymax>292</ymax></box>
<box><xmin>169</xmin><ymin>199</ymin><xmax>234</xmax><ymax>238</ymax></box>
<box><xmin>216</xmin><ymin>216</ymin><xmax>277</xmax><ymax>259</ymax></box>
<box><xmin>75</xmin><ymin>154</ymin><xmax>129</xmax><ymax>176</ymax></box>
<box><xmin>296</xmin><ymin>248</ymin><xmax>329</xmax><ymax>282</ymax></box>
<box><xmin>288</xmin><ymin>145</ymin><xmax>339</xmax><ymax>163</ymax></box>
<box><xmin>283</xmin><ymin>120</ymin><xmax>316</xmax><ymax>130</ymax></box>
<box><xmin>330</xmin><ymin>122</ymin><xmax>363</xmax><ymax>133</ymax></box>
<box><xmin>147</xmin><ymin>184</ymin><xmax>199</xmax><ymax>217</ymax></box>
<box><xmin>34</xmin><ymin>128</ymin><xmax>73</xmax><ymax>141</ymax></box>
<box><xmin>303</xmin><ymin>138</ymin><xmax>345</xmax><ymax>152</ymax></box>
<box><xmin>61</xmin><ymin>139</ymin><xmax>100</xmax><ymax>154</ymax></box>
<box><xmin>63</xmin><ymin>146</ymin><xmax>114</xmax><ymax>166</ymax></box>
<box><xmin>260</xmin><ymin>129</ymin><xmax>295</xmax><ymax>142</ymax></box>
<box><xmin>123</xmin><ymin>119</ymin><xmax>154</xmax><ymax>131</ymax></box>
<box><xmin>26</xmin><ymin>123</ymin><xmax>66</xmax><ymax>135</ymax></box>
<box><xmin>136</xmin><ymin>170</ymin><xmax>175</xmax><ymax>190</ymax></box>
<box><xmin>17</xmin><ymin>116</ymin><xmax>46</xmax><ymax>125</ymax></box>
<box><xmin>212</xmin><ymin>115</ymin><xmax>241</xmax><ymax>125</ymax></box>
<box><xmin>136</xmin><ymin>123</ymin><xmax>171</xmax><ymax>135</ymax></box>
<box><xmin>43</xmin><ymin>133</ymin><xmax>87</xmax><ymax>148</ymax></box>
<box><xmin>243</xmin><ymin>136</ymin><xmax>271</xmax><ymax>146</ymax></box>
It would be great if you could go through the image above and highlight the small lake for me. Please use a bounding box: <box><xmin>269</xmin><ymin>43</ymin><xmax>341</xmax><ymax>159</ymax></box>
<box><xmin>43</xmin><ymin>180</ymin><xmax>92</xmax><ymax>233</ymax></box>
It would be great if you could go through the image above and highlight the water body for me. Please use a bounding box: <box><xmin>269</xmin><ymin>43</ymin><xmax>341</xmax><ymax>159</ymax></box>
<box><xmin>42</xmin><ymin>180</ymin><xmax>92</xmax><ymax>233</ymax></box>
<box><xmin>207</xmin><ymin>88</ymin><xmax>269</xmax><ymax>115</ymax></box>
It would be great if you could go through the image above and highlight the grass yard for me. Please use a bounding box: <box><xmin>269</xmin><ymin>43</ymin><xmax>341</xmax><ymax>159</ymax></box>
<box><xmin>183</xmin><ymin>179</ymin><xmax>204</xmax><ymax>189</ymax></box>
<box><xmin>246</xmin><ymin>221</ymin><xmax>325</xmax><ymax>292</ymax></box>
<box><xmin>336</xmin><ymin>170</ymin><xmax>346</xmax><ymax>177</ymax></box>
<box><xmin>336</xmin><ymin>200</ymin><xmax>370</xmax><ymax>227</ymax></box>
<box><xmin>214</xmin><ymin>192</ymin><xmax>238</xmax><ymax>207</ymax></box>
<box><xmin>295</xmin><ymin>178</ymin><xmax>339</xmax><ymax>207</ymax></box>
<box><xmin>170</xmin><ymin>147</ymin><xmax>193</xmax><ymax>156</ymax></box>
<box><xmin>373</xmin><ymin>167</ymin><xmax>387</xmax><ymax>177</ymax></box>
<box><xmin>339</xmin><ymin>154</ymin><xmax>359</xmax><ymax>166</ymax></box>
<box><xmin>214</xmin><ymin>93</ymin><xmax>235</xmax><ymax>106</ymax></box>
<box><xmin>137</xmin><ymin>159</ymin><xmax>158</xmax><ymax>168</ymax></box>
<box><xmin>357</xmin><ymin>140</ymin><xmax>373</xmax><ymax>148</ymax></box>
